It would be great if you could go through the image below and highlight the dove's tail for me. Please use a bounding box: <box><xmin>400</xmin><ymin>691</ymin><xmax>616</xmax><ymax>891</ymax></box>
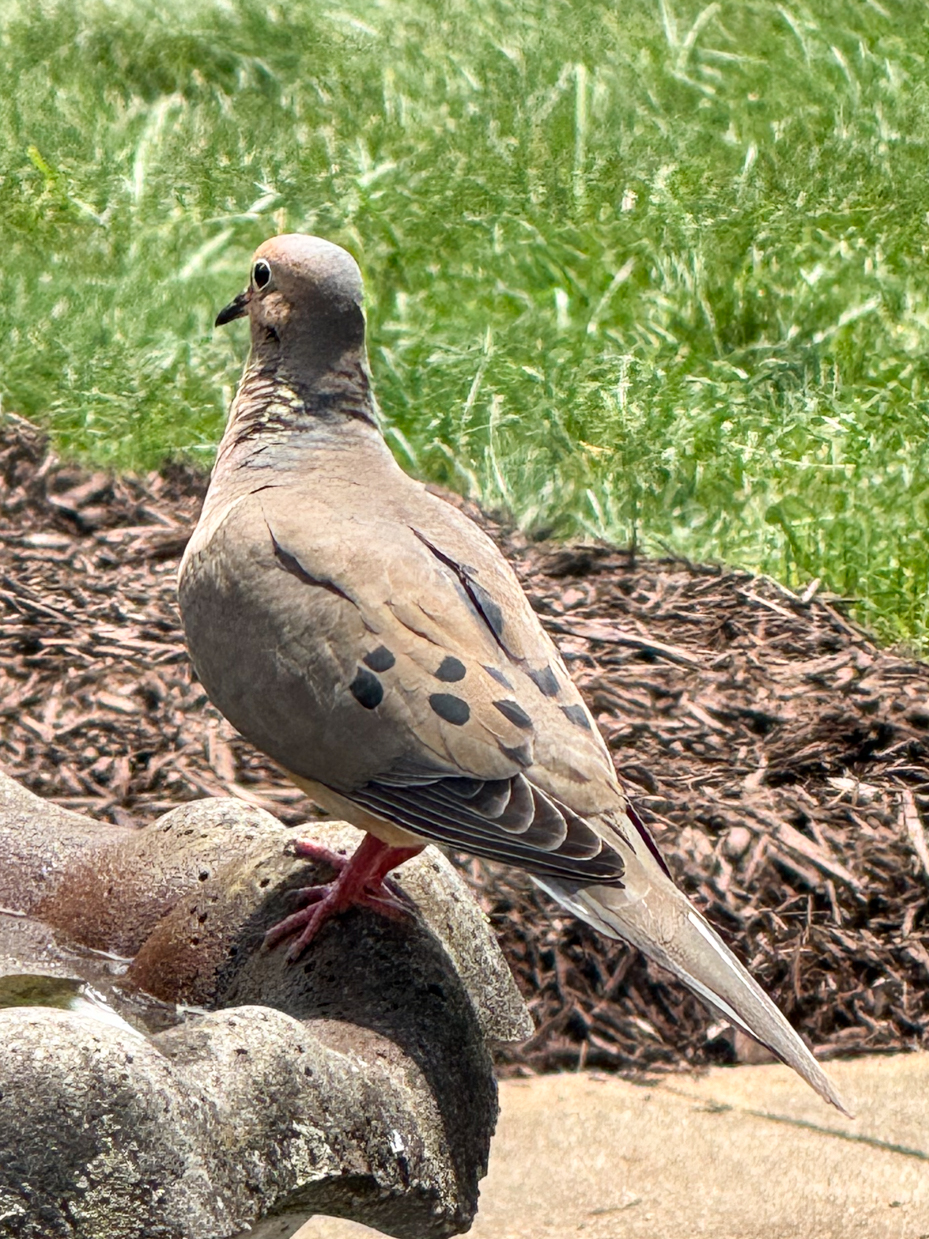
<box><xmin>535</xmin><ymin>847</ymin><xmax>851</xmax><ymax>1116</ymax></box>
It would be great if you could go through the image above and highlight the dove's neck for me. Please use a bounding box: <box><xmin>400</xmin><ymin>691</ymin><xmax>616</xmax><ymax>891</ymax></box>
<box><xmin>213</xmin><ymin>344</ymin><xmax>385</xmax><ymax>477</ymax></box>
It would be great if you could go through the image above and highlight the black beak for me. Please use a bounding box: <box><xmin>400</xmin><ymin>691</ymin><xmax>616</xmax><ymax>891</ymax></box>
<box><xmin>214</xmin><ymin>290</ymin><xmax>250</xmax><ymax>327</ymax></box>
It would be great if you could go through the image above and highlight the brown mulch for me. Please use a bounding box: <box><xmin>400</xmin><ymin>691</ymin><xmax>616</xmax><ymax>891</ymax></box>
<box><xmin>1</xmin><ymin>414</ymin><xmax>927</xmax><ymax>1077</ymax></box>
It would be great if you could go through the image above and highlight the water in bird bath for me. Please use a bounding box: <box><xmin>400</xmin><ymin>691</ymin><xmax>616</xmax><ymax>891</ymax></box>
<box><xmin>0</xmin><ymin>905</ymin><xmax>205</xmax><ymax>1037</ymax></box>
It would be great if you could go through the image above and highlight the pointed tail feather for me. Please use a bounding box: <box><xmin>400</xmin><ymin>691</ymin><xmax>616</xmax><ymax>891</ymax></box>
<box><xmin>535</xmin><ymin>870</ymin><xmax>852</xmax><ymax>1116</ymax></box>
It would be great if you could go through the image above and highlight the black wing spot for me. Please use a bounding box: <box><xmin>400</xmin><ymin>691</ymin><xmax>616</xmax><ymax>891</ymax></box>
<box><xmin>494</xmin><ymin>699</ymin><xmax>533</xmax><ymax>730</ymax></box>
<box><xmin>529</xmin><ymin>665</ymin><xmax>559</xmax><ymax>697</ymax></box>
<box><xmin>410</xmin><ymin>528</ymin><xmax>510</xmax><ymax>655</ymax></box>
<box><xmin>429</xmin><ymin>693</ymin><xmax>470</xmax><ymax>725</ymax></box>
<box><xmin>363</xmin><ymin>646</ymin><xmax>396</xmax><ymax>672</ymax></box>
<box><xmin>561</xmin><ymin>703</ymin><xmax>592</xmax><ymax>731</ymax></box>
<box><xmin>468</xmin><ymin>579</ymin><xmax>505</xmax><ymax>641</ymax></box>
<box><xmin>435</xmin><ymin>656</ymin><xmax>466</xmax><ymax>682</ymax></box>
<box><xmin>500</xmin><ymin>741</ymin><xmax>533</xmax><ymax>767</ymax></box>
<box><xmin>484</xmin><ymin>665</ymin><xmax>512</xmax><ymax>689</ymax></box>
<box><xmin>269</xmin><ymin>532</ymin><xmax>353</xmax><ymax>603</ymax></box>
<box><xmin>350</xmin><ymin>667</ymin><xmax>384</xmax><ymax>709</ymax></box>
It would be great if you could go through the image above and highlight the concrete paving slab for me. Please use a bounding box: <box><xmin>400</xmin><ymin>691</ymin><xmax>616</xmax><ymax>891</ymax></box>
<box><xmin>295</xmin><ymin>1054</ymin><xmax>928</xmax><ymax>1239</ymax></box>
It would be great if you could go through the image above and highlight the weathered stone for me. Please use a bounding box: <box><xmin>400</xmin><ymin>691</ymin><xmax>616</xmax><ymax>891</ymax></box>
<box><xmin>0</xmin><ymin>1008</ymin><xmax>222</xmax><ymax>1239</ymax></box>
<box><xmin>0</xmin><ymin>769</ymin><xmax>126</xmax><ymax>914</ymax></box>
<box><xmin>0</xmin><ymin>778</ymin><xmax>532</xmax><ymax>1238</ymax></box>
<box><xmin>36</xmin><ymin>796</ymin><xmax>284</xmax><ymax>955</ymax></box>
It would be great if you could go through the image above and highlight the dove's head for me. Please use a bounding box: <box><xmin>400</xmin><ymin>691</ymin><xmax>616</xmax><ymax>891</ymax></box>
<box><xmin>215</xmin><ymin>234</ymin><xmax>367</xmax><ymax>366</ymax></box>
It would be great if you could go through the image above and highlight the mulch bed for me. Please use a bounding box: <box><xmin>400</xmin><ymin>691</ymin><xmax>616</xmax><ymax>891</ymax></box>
<box><xmin>1</xmin><ymin>414</ymin><xmax>927</xmax><ymax>1076</ymax></box>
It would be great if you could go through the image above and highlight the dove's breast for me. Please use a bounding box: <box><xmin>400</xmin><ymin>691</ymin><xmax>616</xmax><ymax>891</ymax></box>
<box><xmin>179</xmin><ymin>487</ymin><xmax>413</xmax><ymax>791</ymax></box>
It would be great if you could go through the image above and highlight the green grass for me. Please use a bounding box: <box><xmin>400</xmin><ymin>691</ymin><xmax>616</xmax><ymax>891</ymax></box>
<box><xmin>2</xmin><ymin>0</ymin><xmax>929</xmax><ymax>645</ymax></box>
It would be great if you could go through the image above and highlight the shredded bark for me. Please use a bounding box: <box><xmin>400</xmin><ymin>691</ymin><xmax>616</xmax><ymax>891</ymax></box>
<box><xmin>0</xmin><ymin>414</ymin><xmax>926</xmax><ymax>1076</ymax></box>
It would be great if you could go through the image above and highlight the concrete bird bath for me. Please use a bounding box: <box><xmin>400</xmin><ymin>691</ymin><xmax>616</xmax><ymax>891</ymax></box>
<box><xmin>0</xmin><ymin>771</ymin><xmax>531</xmax><ymax>1239</ymax></box>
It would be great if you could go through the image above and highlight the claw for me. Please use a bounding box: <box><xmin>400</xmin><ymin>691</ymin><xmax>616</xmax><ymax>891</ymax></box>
<box><xmin>290</xmin><ymin>839</ymin><xmax>351</xmax><ymax>868</ymax></box>
<box><xmin>287</xmin><ymin>885</ymin><xmax>329</xmax><ymax>904</ymax></box>
<box><xmin>265</xmin><ymin>832</ymin><xmax>423</xmax><ymax>961</ymax></box>
<box><xmin>264</xmin><ymin>906</ymin><xmax>321</xmax><ymax>951</ymax></box>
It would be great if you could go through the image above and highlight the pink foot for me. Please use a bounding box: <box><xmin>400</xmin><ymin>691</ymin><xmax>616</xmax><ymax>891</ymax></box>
<box><xmin>265</xmin><ymin>832</ymin><xmax>423</xmax><ymax>961</ymax></box>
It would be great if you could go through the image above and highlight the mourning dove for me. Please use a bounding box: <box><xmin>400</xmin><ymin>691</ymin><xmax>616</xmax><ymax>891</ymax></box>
<box><xmin>179</xmin><ymin>234</ymin><xmax>848</xmax><ymax>1114</ymax></box>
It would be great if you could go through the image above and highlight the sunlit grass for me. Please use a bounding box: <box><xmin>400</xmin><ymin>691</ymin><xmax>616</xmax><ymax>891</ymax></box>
<box><xmin>2</xmin><ymin>0</ymin><xmax>929</xmax><ymax>644</ymax></box>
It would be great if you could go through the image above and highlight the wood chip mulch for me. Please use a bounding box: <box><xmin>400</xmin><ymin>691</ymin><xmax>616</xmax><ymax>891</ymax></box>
<box><xmin>1</xmin><ymin>414</ymin><xmax>927</xmax><ymax>1077</ymax></box>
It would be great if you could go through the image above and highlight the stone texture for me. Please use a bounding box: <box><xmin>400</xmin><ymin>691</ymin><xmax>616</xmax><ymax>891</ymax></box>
<box><xmin>0</xmin><ymin>775</ymin><xmax>531</xmax><ymax>1238</ymax></box>
<box><xmin>35</xmin><ymin>795</ymin><xmax>284</xmax><ymax>955</ymax></box>
<box><xmin>0</xmin><ymin>770</ymin><xmax>127</xmax><ymax>915</ymax></box>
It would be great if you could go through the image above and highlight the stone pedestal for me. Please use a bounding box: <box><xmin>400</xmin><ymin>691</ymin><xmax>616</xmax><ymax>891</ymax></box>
<box><xmin>0</xmin><ymin>772</ymin><xmax>532</xmax><ymax>1239</ymax></box>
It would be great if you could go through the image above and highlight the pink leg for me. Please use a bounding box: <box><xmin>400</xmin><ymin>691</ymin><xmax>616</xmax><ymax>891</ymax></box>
<box><xmin>265</xmin><ymin>832</ymin><xmax>424</xmax><ymax>961</ymax></box>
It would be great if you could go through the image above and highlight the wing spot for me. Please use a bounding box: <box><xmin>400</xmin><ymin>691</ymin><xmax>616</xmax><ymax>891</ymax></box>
<box><xmin>429</xmin><ymin>693</ymin><xmax>470</xmax><ymax>726</ymax></box>
<box><xmin>483</xmin><ymin>665</ymin><xmax>512</xmax><ymax>689</ymax></box>
<box><xmin>269</xmin><ymin>532</ymin><xmax>354</xmax><ymax>603</ymax></box>
<box><xmin>493</xmin><ymin>699</ymin><xmax>533</xmax><ymax>730</ymax></box>
<box><xmin>435</xmin><ymin>656</ymin><xmax>466</xmax><ymax>682</ymax></box>
<box><xmin>363</xmin><ymin>646</ymin><xmax>395</xmax><ymax>672</ymax></box>
<box><xmin>469</xmin><ymin>579</ymin><xmax>506</xmax><ymax>640</ymax></box>
<box><xmin>561</xmin><ymin>704</ymin><xmax>592</xmax><ymax>731</ymax></box>
<box><xmin>349</xmin><ymin>667</ymin><xmax>384</xmax><ymax>710</ymax></box>
<box><xmin>499</xmin><ymin>741</ymin><xmax>533</xmax><ymax>767</ymax></box>
<box><xmin>409</xmin><ymin>529</ymin><xmax>510</xmax><ymax>654</ymax></box>
<box><xmin>528</xmin><ymin>665</ymin><xmax>559</xmax><ymax>697</ymax></box>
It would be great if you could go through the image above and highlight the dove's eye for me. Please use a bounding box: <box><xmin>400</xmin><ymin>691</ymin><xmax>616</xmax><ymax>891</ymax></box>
<box><xmin>252</xmin><ymin>259</ymin><xmax>272</xmax><ymax>290</ymax></box>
